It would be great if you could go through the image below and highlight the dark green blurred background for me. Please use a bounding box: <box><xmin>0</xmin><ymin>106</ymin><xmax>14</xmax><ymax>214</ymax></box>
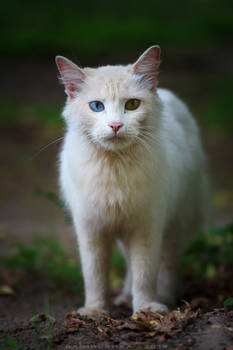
<box><xmin>1</xmin><ymin>0</ymin><xmax>233</xmax><ymax>55</ymax></box>
<box><xmin>0</xmin><ymin>0</ymin><xmax>233</xmax><ymax>248</ymax></box>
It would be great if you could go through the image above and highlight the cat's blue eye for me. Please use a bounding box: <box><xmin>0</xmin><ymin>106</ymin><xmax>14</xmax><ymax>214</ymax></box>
<box><xmin>89</xmin><ymin>101</ymin><xmax>105</xmax><ymax>112</ymax></box>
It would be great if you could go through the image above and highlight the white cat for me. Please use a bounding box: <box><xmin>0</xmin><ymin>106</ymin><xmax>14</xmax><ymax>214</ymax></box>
<box><xmin>55</xmin><ymin>46</ymin><xmax>209</xmax><ymax>316</ymax></box>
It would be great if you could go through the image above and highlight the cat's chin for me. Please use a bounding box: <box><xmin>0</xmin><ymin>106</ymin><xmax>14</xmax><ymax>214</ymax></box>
<box><xmin>98</xmin><ymin>135</ymin><xmax>134</xmax><ymax>152</ymax></box>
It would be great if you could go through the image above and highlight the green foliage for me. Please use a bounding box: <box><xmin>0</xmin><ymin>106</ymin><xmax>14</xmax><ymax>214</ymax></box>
<box><xmin>112</xmin><ymin>248</ymin><xmax>126</xmax><ymax>277</ymax></box>
<box><xmin>29</xmin><ymin>311</ymin><xmax>55</xmax><ymax>349</ymax></box>
<box><xmin>2</xmin><ymin>219</ymin><xmax>233</xmax><ymax>296</ymax></box>
<box><xmin>110</xmin><ymin>248</ymin><xmax>126</xmax><ymax>288</ymax></box>
<box><xmin>224</xmin><ymin>297</ymin><xmax>233</xmax><ymax>308</ymax></box>
<box><xmin>1</xmin><ymin>237</ymin><xmax>126</xmax><ymax>293</ymax></box>
<box><xmin>0</xmin><ymin>337</ymin><xmax>21</xmax><ymax>349</ymax></box>
<box><xmin>182</xmin><ymin>224</ymin><xmax>233</xmax><ymax>281</ymax></box>
<box><xmin>2</xmin><ymin>239</ymin><xmax>83</xmax><ymax>294</ymax></box>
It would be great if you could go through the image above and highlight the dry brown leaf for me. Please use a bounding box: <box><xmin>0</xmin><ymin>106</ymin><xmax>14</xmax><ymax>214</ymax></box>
<box><xmin>131</xmin><ymin>301</ymin><xmax>200</xmax><ymax>342</ymax></box>
<box><xmin>66</xmin><ymin>327</ymin><xmax>78</xmax><ymax>333</ymax></box>
<box><xmin>53</xmin><ymin>337</ymin><xmax>62</xmax><ymax>343</ymax></box>
<box><xmin>208</xmin><ymin>323</ymin><xmax>221</xmax><ymax>328</ymax></box>
<box><xmin>69</xmin><ymin>317</ymin><xmax>84</xmax><ymax>325</ymax></box>
<box><xmin>0</xmin><ymin>284</ymin><xmax>15</xmax><ymax>295</ymax></box>
<box><xmin>115</xmin><ymin>320</ymin><xmax>143</xmax><ymax>331</ymax></box>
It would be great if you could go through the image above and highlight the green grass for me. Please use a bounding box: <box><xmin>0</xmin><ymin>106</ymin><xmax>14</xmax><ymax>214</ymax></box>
<box><xmin>1</xmin><ymin>188</ymin><xmax>232</xmax><ymax>294</ymax></box>
<box><xmin>1</xmin><ymin>236</ymin><xmax>126</xmax><ymax>294</ymax></box>
<box><xmin>1</xmin><ymin>223</ymin><xmax>233</xmax><ymax>295</ymax></box>
<box><xmin>182</xmin><ymin>223</ymin><xmax>233</xmax><ymax>281</ymax></box>
<box><xmin>29</xmin><ymin>300</ymin><xmax>56</xmax><ymax>350</ymax></box>
<box><xmin>2</xmin><ymin>238</ymin><xmax>83</xmax><ymax>294</ymax></box>
<box><xmin>0</xmin><ymin>337</ymin><xmax>22</xmax><ymax>350</ymax></box>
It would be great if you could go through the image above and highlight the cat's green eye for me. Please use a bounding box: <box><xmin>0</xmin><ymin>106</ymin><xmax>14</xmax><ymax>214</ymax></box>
<box><xmin>125</xmin><ymin>99</ymin><xmax>140</xmax><ymax>111</ymax></box>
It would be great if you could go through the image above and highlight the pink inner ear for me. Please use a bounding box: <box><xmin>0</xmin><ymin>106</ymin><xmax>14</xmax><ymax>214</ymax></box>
<box><xmin>66</xmin><ymin>83</ymin><xmax>76</xmax><ymax>98</ymax></box>
<box><xmin>133</xmin><ymin>46</ymin><xmax>160</xmax><ymax>91</ymax></box>
<box><xmin>56</xmin><ymin>56</ymin><xmax>86</xmax><ymax>98</ymax></box>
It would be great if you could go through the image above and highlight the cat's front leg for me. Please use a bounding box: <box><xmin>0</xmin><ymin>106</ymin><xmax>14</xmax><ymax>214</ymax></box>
<box><xmin>76</xmin><ymin>225</ymin><xmax>112</xmax><ymax>316</ymax></box>
<box><xmin>128</xmin><ymin>231</ymin><xmax>169</xmax><ymax>315</ymax></box>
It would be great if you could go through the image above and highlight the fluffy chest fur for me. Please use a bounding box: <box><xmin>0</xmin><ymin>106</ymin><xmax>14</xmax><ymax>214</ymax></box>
<box><xmin>61</xmin><ymin>134</ymin><xmax>161</xmax><ymax>218</ymax></box>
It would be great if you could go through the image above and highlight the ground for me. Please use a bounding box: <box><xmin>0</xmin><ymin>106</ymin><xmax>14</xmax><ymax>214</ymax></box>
<box><xmin>0</xmin><ymin>51</ymin><xmax>233</xmax><ymax>349</ymax></box>
<box><xmin>0</xmin><ymin>276</ymin><xmax>233</xmax><ymax>349</ymax></box>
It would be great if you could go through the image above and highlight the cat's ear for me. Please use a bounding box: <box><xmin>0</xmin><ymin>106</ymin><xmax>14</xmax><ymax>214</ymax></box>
<box><xmin>133</xmin><ymin>46</ymin><xmax>160</xmax><ymax>91</ymax></box>
<box><xmin>55</xmin><ymin>56</ymin><xmax>86</xmax><ymax>98</ymax></box>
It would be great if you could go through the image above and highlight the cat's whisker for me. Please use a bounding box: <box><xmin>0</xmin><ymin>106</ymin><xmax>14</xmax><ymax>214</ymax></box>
<box><xmin>136</xmin><ymin>130</ymin><xmax>161</xmax><ymax>145</ymax></box>
<box><xmin>140</xmin><ymin>134</ymin><xmax>162</xmax><ymax>147</ymax></box>
<box><xmin>32</xmin><ymin>136</ymin><xmax>64</xmax><ymax>159</ymax></box>
<box><xmin>131</xmin><ymin>134</ymin><xmax>155</xmax><ymax>157</ymax></box>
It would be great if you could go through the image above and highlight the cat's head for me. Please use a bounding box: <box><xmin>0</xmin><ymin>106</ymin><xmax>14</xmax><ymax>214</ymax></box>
<box><xmin>56</xmin><ymin>46</ymin><xmax>161</xmax><ymax>151</ymax></box>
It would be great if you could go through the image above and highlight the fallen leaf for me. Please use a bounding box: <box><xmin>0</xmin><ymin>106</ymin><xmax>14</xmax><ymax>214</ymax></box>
<box><xmin>97</xmin><ymin>327</ymin><xmax>104</xmax><ymax>332</ymax></box>
<box><xmin>66</xmin><ymin>327</ymin><xmax>78</xmax><ymax>333</ymax></box>
<box><xmin>131</xmin><ymin>301</ymin><xmax>200</xmax><ymax>342</ymax></box>
<box><xmin>208</xmin><ymin>324</ymin><xmax>221</xmax><ymax>328</ymax></box>
<box><xmin>132</xmin><ymin>310</ymin><xmax>162</xmax><ymax>329</ymax></box>
<box><xmin>115</xmin><ymin>320</ymin><xmax>142</xmax><ymax>331</ymax></box>
<box><xmin>53</xmin><ymin>337</ymin><xmax>63</xmax><ymax>344</ymax></box>
<box><xmin>0</xmin><ymin>285</ymin><xmax>15</xmax><ymax>295</ymax></box>
<box><xmin>69</xmin><ymin>317</ymin><xmax>84</xmax><ymax>326</ymax></box>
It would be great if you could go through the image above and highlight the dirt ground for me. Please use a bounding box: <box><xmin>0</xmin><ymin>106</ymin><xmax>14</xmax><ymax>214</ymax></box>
<box><xmin>0</xmin><ymin>52</ymin><xmax>233</xmax><ymax>349</ymax></box>
<box><xmin>0</xmin><ymin>277</ymin><xmax>233</xmax><ymax>349</ymax></box>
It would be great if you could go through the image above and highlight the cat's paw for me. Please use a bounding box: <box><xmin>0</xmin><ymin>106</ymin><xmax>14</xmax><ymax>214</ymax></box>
<box><xmin>114</xmin><ymin>293</ymin><xmax>132</xmax><ymax>307</ymax></box>
<box><xmin>78</xmin><ymin>306</ymin><xmax>109</xmax><ymax>317</ymax></box>
<box><xmin>134</xmin><ymin>301</ymin><xmax>169</xmax><ymax>315</ymax></box>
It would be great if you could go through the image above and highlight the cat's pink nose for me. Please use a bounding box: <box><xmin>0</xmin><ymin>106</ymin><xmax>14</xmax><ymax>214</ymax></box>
<box><xmin>109</xmin><ymin>122</ymin><xmax>123</xmax><ymax>133</ymax></box>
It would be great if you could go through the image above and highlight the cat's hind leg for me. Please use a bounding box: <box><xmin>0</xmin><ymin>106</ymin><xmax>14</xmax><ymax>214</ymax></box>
<box><xmin>114</xmin><ymin>240</ymin><xmax>132</xmax><ymax>307</ymax></box>
<box><xmin>156</xmin><ymin>226</ymin><xmax>189</xmax><ymax>309</ymax></box>
<box><xmin>156</xmin><ymin>254</ymin><xmax>178</xmax><ymax>309</ymax></box>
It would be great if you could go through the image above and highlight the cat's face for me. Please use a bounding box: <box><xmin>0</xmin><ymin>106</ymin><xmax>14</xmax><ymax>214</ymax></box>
<box><xmin>56</xmin><ymin>46</ymin><xmax>161</xmax><ymax>151</ymax></box>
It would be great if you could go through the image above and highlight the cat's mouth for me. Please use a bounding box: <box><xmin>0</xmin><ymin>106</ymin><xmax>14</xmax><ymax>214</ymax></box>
<box><xmin>105</xmin><ymin>133</ymin><xmax>125</xmax><ymax>142</ymax></box>
<box><xmin>99</xmin><ymin>132</ymin><xmax>132</xmax><ymax>151</ymax></box>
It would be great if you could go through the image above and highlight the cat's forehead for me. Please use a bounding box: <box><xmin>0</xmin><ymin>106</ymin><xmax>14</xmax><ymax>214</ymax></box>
<box><xmin>84</xmin><ymin>64</ymin><xmax>132</xmax><ymax>79</ymax></box>
<box><xmin>82</xmin><ymin>64</ymin><xmax>140</xmax><ymax>98</ymax></box>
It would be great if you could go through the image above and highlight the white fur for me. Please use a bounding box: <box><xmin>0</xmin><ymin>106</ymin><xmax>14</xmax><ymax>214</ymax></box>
<box><xmin>57</xmin><ymin>50</ymin><xmax>209</xmax><ymax>316</ymax></box>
